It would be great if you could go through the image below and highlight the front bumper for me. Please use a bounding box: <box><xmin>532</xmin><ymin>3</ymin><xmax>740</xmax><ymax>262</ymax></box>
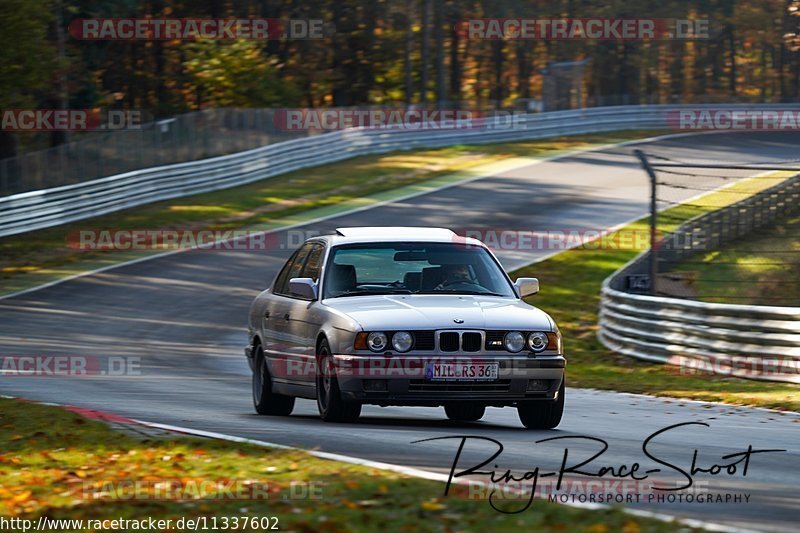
<box><xmin>333</xmin><ymin>353</ymin><xmax>565</xmax><ymax>406</ymax></box>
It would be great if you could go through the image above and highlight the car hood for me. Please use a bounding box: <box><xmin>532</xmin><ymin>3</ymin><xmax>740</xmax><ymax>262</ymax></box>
<box><xmin>322</xmin><ymin>294</ymin><xmax>554</xmax><ymax>331</ymax></box>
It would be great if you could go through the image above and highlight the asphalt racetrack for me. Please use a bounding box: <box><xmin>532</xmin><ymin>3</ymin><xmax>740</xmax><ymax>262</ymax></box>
<box><xmin>1</xmin><ymin>132</ymin><xmax>798</xmax><ymax>532</ymax></box>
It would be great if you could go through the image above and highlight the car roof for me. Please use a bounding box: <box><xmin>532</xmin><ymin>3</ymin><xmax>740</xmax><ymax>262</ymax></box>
<box><xmin>311</xmin><ymin>227</ymin><xmax>484</xmax><ymax>247</ymax></box>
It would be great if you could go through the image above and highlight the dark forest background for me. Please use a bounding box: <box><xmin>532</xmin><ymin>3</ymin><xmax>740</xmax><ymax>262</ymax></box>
<box><xmin>2</xmin><ymin>0</ymin><xmax>800</xmax><ymax>157</ymax></box>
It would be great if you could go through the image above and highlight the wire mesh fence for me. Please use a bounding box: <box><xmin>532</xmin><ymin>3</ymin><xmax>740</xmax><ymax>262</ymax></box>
<box><xmin>0</xmin><ymin>102</ymin><xmax>530</xmax><ymax>197</ymax></box>
<box><xmin>0</xmin><ymin>108</ymin><xmax>316</xmax><ymax>196</ymax></box>
<box><xmin>630</xmin><ymin>153</ymin><xmax>800</xmax><ymax>307</ymax></box>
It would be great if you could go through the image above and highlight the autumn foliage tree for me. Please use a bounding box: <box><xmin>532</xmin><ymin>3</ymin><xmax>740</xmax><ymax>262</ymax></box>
<box><xmin>4</xmin><ymin>0</ymin><xmax>800</xmax><ymax>156</ymax></box>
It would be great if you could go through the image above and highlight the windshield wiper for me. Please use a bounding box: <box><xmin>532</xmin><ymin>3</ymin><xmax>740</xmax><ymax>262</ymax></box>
<box><xmin>334</xmin><ymin>289</ymin><xmax>413</xmax><ymax>298</ymax></box>
<box><xmin>417</xmin><ymin>290</ymin><xmax>507</xmax><ymax>296</ymax></box>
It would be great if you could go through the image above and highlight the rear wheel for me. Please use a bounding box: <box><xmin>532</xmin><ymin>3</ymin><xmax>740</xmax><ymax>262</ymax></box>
<box><xmin>444</xmin><ymin>404</ymin><xmax>486</xmax><ymax>422</ymax></box>
<box><xmin>253</xmin><ymin>345</ymin><xmax>295</xmax><ymax>416</ymax></box>
<box><xmin>517</xmin><ymin>378</ymin><xmax>565</xmax><ymax>429</ymax></box>
<box><xmin>316</xmin><ymin>339</ymin><xmax>361</xmax><ymax>423</ymax></box>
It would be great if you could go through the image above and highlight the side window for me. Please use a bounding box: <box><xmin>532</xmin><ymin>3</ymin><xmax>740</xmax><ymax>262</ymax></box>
<box><xmin>275</xmin><ymin>243</ymin><xmax>313</xmax><ymax>297</ymax></box>
<box><xmin>287</xmin><ymin>244</ymin><xmax>312</xmax><ymax>279</ymax></box>
<box><xmin>272</xmin><ymin>250</ymin><xmax>299</xmax><ymax>295</ymax></box>
<box><xmin>273</xmin><ymin>243</ymin><xmax>314</xmax><ymax>296</ymax></box>
<box><xmin>301</xmin><ymin>244</ymin><xmax>325</xmax><ymax>282</ymax></box>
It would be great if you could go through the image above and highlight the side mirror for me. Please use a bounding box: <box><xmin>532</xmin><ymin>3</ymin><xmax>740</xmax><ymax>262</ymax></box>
<box><xmin>289</xmin><ymin>277</ymin><xmax>318</xmax><ymax>300</ymax></box>
<box><xmin>514</xmin><ymin>277</ymin><xmax>539</xmax><ymax>298</ymax></box>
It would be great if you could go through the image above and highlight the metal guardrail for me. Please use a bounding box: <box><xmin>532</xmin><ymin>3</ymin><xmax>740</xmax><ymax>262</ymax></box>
<box><xmin>5</xmin><ymin>103</ymin><xmax>797</xmax><ymax>238</ymax></box>
<box><xmin>599</xmin><ymin>175</ymin><xmax>800</xmax><ymax>383</ymax></box>
<box><xmin>3</xmin><ymin>103</ymin><xmax>800</xmax><ymax>238</ymax></box>
<box><xmin>0</xmin><ymin>108</ymin><xmax>312</xmax><ymax>195</ymax></box>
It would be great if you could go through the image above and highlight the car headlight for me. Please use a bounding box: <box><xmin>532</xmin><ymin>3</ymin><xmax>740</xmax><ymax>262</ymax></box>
<box><xmin>527</xmin><ymin>331</ymin><xmax>549</xmax><ymax>352</ymax></box>
<box><xmin>367</xmin><ymin>332</ymin><xmax>388</xmax><ymax>352</ymax></box>
<box><xmin>504</xmin><ymin>331</ymin><xmax>525</xmax><ymax>353</ymax></box>
<box><xmin>391</xmin><ymin>331</ymin><xmax>413</xmax><ymax>352</ymax></box>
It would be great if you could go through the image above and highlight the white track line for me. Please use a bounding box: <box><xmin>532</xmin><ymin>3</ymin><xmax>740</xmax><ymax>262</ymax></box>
<box><xmin>0</xmin><ymin>392</ymin><xmax>757</xmax><ymax>533</ymax></box>
<box><xmin>131</xmin><ymin>417</ymin><xmax>759</xmax><ymax>533</ymax></box>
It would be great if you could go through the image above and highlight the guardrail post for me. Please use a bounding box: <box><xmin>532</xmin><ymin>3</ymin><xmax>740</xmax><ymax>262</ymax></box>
<box><xmin>635</xmin><ymin>149</ymin><xmax>659</xmax><ymax>295</ymax></box>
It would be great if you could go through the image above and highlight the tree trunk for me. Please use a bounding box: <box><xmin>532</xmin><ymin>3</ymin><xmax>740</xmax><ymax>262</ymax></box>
<box><xmin>490</xmin><ymin>40</ymin><xmax>504</xmax><ymax>109</ymax></box>
<box><xmin>331</xmin><ymin>0</ymin><xmax>347</xmax><ymax>106</ymax></box>
<box><xmin>778</xmin><ymin>42</ymin><xmax>786</xmax><ymax>101</ymax></box>
<box><xmin>516</xmin><ymin>40</ymin><xmax>531</xmax><ymax>100</ymax></box>
<box><xmin>728</xmin><ymin>24</ymin><xmax>737</xmax><ymax>97</ymax></box>
<box><xmin>405</xmin><ymin>0</ymin><xmax>414</xmax><ymax>105</ymax></box>
<box><xmin>448</xmin><ymin>1</ymin><xmax>462</xmax><ymax>105</ymax></box>
<box><xmin>671</xmin><ymin>41</ymin><xmax>686</xmax><ymax>103</ymax></box>
<box><xmin>433</xmin><ymin>0</ymin><xmax>445</xmax><ymax>108</ymax></box>
<box><xmin>0</xmin><ymin>131</ymin><xmax>17</xmax><ymax>160</ymax></box>
<box><xmin>50</xmin><ymin>0</ymin><xmax>68</xmax><ymax>148</ymax></box>
<box><xmin>420</xmin><ymin>0</ymin><xmax>432</xmax><ymax>104</ymax></box>
<box><xmin>359</xmin><ymin>0</ymin><xmax>377</xmax><ymax>103</ymax></box>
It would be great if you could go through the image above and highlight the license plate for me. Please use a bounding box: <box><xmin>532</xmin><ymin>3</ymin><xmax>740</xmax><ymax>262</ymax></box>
<box><xmin>425</xmin><ymin>362</ymin><xmax>498</xmax><ymax>381</ymax></box>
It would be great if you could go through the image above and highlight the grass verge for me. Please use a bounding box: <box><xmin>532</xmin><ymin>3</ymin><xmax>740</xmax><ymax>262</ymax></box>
<box><xmin>513</xmin><ymin>173</ymin><xmax>800</xmax><ymax>411</ymax></box>
<box><xmin>672</xmin><ymin>214</ymin><xmax>800</xmax><ymax>305</ymax></box>
<box><xmin>0</xmin><ymin>398</ymin><xmax>692</xmax><ymax>532</ymax></box>
<box><xmin>0</xmin><ymin>131</ymin><xmax>660</xmax><ymax>295</ymax></box>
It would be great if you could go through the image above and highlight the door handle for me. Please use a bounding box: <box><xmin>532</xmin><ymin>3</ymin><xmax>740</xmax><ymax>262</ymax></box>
<box><xmin>284</xmin><ymin>313</ymin><xmax>291</xmax><ymax>321</ymax></box>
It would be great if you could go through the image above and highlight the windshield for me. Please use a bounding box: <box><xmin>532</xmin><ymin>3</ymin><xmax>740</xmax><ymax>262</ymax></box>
<box><xmin>322</xmin><ymin>242</ymin><xmax>516</xmax><ymax>299</ymax></box>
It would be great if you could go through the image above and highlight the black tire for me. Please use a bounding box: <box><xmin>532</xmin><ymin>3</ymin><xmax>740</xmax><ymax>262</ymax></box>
<box><xmin>517</xmin><ymin>378</ymin><xmax>565</xmax><ymax>429</ymax></box>
<box><xmin>444</xmin><ymin>404</ymin><xmax>486</xmax><ymax>422</ymax></box>
<box><xmin>316</xmin><ymin>339</ymin><xmax>361</xmax><ymax>423</ymax></box>
<box><xmin>253</xmin><ymin>345</ymin><xmax>295</xmax><ymax>416</ymax></box>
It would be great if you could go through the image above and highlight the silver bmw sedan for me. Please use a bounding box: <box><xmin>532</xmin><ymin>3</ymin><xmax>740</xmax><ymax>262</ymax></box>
<box><xmin>246</xmin><ymin>227</ymin><xmax>565</xmax><ymax>428</ymax></box>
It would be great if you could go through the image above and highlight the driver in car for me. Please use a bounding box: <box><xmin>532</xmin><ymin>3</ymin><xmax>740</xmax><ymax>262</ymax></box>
<box><xmin>434</xmin><ymin>264</ymin><xmax>474</xmax><ymax>290</ymax></box>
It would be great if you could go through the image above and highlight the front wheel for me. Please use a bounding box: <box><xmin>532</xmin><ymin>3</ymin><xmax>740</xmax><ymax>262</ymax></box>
<box><xmin>253</xmin><ymin>345</ymin><xmax>295</xmax><ymax>416</ymax></box>
<box><xmin>444</xmin><ymin>404</ymin><xmax>486</xmax><ymax>422</ymax></box>
<box><xmin>316</xmin><ymin>339</ymin><xmax>361</xmax><ymax>423</ymax></box>
<box><xmin>517</xmin><ymin>378</ymin><xmax>565</xmax><ymax>429</ymax></box>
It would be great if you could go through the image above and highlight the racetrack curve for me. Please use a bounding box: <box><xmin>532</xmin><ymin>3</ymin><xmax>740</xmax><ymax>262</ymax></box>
<box><xmin>1</xmin><ymin>132</ymin><xmax>798</xmax><ymax>532</ymax></box>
